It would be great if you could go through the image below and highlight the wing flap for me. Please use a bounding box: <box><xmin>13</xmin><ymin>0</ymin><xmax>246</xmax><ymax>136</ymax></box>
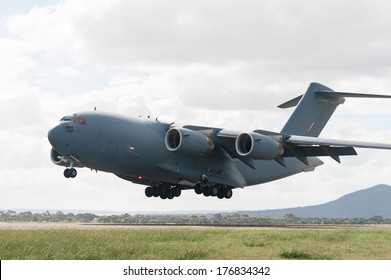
<box><xmin>283</xmin><ymin>146</ymin><xmax>357</xmax><ymax>162</ymax></box>
<box><xmin>283</xmin><ymin>135</ymin><xmax>391</xmax><ymax>164</ymax></box>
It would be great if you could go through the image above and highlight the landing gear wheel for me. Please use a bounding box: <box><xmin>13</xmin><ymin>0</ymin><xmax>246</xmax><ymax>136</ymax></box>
<box><xmin>194</xmin><ymin>184</ymin><xmax>202</xmax><ymax>195</ymax></box>
<box><xmin>167</xmin><ymin>190</ymin><xmax>175</xmax><ymax>200</ymax></box>
<box><xmin>217</xmin><ymin>189</ymin><xmax>225</xmax><ymax>199</ymax></box>
<box><xmin>173</xmin><ymin>187</ymin><xmax>182</xmax><ymax>197</ymax></box>
<box><xmin>210</xmin><ymin>187</ymin><xmax>219</xmax><ymax>197</ymax></box>
<box><xmin>64</xmin><ymin>169</ymin><xmax>70</xmax><ymax>178</ymax></box>
<box><xmin>145</xmin><ymin>187</ymin><xmax>153</xmax><ymax>197</ymax></box>
<box><xmin>224</xmin><ymin>188</ymin><xmax>233</xmax><ymax>199</ymax></box>
<box><xmin>64</xmin><ymin>168</ymin><xmax>77</xmax><ymax>178</ymax></box>
<box><xmin>69</xmin><ymin>168</ymin><xmax>77</xmax><ymax>178</ymax></box>
<box><xmin>152</xmin><ymin>188</ymin><xmax>160</xmax><ymax>197</ymax></box>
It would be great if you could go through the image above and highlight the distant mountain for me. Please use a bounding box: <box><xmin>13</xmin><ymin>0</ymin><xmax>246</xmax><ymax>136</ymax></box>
<box><xmin>4</xmin><ymin>185</ymin><xmax>390</xmax><ymax>219</ymax></box>
<box><xmin>236</xmin><ymin>184</ymin><xmax>391</xmax><ymax>219</ymax></box>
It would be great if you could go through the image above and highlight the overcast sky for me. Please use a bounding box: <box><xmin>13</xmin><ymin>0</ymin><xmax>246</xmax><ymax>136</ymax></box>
<box><xmin>1</xmin><ymin>0</ymin><xmax>391</xmax><ymax>213</ymax></box>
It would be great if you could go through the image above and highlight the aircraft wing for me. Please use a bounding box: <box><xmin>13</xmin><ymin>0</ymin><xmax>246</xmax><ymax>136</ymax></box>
<box><xmin>283</xmin><ymin>135</ymin><xmax>391</xmax><ymax>164</ymax></box>
<box><xmin>215</xmin><ymin>128</ymin><xmax>391</xmax><ymax>167</ymax></box>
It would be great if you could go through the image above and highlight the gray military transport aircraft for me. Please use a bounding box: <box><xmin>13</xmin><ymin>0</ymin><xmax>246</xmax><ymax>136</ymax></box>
<box><xmin>48</xmin><ymin>82</ymin><xmax>391</xmax><ymax>200</ymax></box>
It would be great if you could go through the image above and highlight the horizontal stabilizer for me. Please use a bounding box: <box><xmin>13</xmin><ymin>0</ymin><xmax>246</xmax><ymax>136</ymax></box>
<box><xmin>278</xmin><ymin>95</ymin><xmax>303</xmax><ymax>108</ymax></box>
<box><xmin>278</xmin><ymin>88</ymin><xmax>391</xmax><ymax>109</ymax></box>
<box><xmin>316</xmin><ymin>90</ymin><xmax>391</xmax><ymax>99</ymax></box>
<box><xmin>287</xmin><ymin>135</ymin><xmax>391</xmax><ymax>150</ymax></box>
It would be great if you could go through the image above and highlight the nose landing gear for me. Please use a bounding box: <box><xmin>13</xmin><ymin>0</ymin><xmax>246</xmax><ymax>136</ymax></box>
<box><xmin>63</xmin><ymin>157</ymin><xmax>78</xmax><ymax>178</ymax></box>
<box><xmin>64</xmin><ymin>168</ymin><xmax>77</xmax><ymax>178</ymax></box>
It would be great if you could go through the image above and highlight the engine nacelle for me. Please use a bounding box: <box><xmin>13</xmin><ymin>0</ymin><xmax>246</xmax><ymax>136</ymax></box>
<box><xmin>50</xmin><ymin>148</ymin><xmax>68</xmax><ymax>166</ymax></box>
<box><xmin>165</xmin><ymin>127</ymin><xmax>213</xmax><ymax>154</ymax></box>
<box><xmin>235</xmin><ymin>132</ymin><xmax>282</xmax><ymax>160</ymax></box>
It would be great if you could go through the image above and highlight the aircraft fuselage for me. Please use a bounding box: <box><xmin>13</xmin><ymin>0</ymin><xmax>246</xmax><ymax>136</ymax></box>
<box><xmin>48</xmin><ymin>111</ymin><xmax>320</xmax><ymax>199</ymax></box>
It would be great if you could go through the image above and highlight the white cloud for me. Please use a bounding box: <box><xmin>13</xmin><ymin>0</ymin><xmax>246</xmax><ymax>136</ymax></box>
<box><xmin>55</xmin><ymin>66</ymin><xmax>79</xmax><ymax>76</ymax></box>
<box><xmin>0</xmin><ymin>38</ymin><xmax>39</xmax><ymax>85</ymax></box>
<box><xmin>5</xmin><ymin>0</ymin><xmax>391</xmax><ymax>71</ymax></box>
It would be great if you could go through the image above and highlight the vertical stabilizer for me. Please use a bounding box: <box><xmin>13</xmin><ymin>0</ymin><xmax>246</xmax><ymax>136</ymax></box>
<box><xmin>280</xmin><ymin>83</ymin><xmax>344</xmax><ymax>137</ymax></box>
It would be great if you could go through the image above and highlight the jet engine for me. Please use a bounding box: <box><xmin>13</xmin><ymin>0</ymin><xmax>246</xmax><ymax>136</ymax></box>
<box><xmin>50</xmin><ymin>148</ymin><xmax>68</xmax><ymax>166</ymax></box>
<box><xmin>235</xmin><ymin>132</ymin><xmax>282</xmax><ymax>160</ymax></box>
<box><xmin>165</xmin><ymin>127</ymin><xmax>213</xmax><ymax>154</ymax></box>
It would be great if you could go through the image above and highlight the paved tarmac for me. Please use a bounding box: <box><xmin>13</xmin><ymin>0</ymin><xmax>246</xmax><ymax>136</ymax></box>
<box><xmin>1</xmin><ymin>222</ymin><xmax>391</xmax><ymax>230</ymax></box>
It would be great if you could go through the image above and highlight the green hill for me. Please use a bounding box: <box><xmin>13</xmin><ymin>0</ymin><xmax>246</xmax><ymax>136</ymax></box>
<box><xmin>237</xmin><ymin>184</ymin><xmax>391</xmax><ymax>218</ymax></box>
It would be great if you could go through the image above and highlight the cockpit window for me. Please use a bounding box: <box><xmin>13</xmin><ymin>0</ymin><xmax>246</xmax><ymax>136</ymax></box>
<box><xmin>60</xmin><ymin>116</ymin><xmax>72</xmax><ymax>122</ymax></box>
<box><xmin>60</xmin><ymin>115</ymin><xmax>87</xmax><ymax>125</ymax></box>
<box><xmin>79</xmin><ymin>117</ymin><xmax>87</xmax><ymax>125</ymax></box>
<box><xmin>71</xmin><ymin>117</ymin><xmax>87</xmax><ymax>125</ymax></box>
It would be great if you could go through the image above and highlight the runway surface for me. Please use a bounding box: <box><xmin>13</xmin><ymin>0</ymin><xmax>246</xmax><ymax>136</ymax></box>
<box><xmin>1</xmin><ymin>222</ymin><xmax>391</xmax><ymax>230</ymax></box>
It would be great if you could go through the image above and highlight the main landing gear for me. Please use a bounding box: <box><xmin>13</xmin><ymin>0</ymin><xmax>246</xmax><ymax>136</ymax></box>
<box><xmin>145</xmin><ymin>184</ymin><xmax>182</xmax><ymax>200</ymax></box>
<box><xmin>194</xmin><ymin>175</ymin><xmax>233</xmax><ymax>199</ymax></box>
<box><xmin>194</xmin><ymin>184</ymin><xmax>233</xmax><ymax>199</ymax></box>
<box><xmin>143</xmin><ymin>178</ymin><xmax>234</xmax><ymax>200</ymax></box>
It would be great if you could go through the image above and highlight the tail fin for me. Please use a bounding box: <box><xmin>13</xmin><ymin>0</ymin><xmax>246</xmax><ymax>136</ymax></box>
<box><xmin>280</xmin><ymin>83</ymin><xmax>342</xmax><ymax>137</ymax></box>
<box><xmin>279</xmin><ymin>82</ymin><xmax>391</xmax><ymax>137</ymax></box>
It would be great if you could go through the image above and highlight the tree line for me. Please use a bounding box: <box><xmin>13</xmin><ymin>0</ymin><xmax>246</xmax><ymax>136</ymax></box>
<box><xmin>1</xmin><ymin>210</ymin><xmax>390</xmax><ymax>225</ymax></box>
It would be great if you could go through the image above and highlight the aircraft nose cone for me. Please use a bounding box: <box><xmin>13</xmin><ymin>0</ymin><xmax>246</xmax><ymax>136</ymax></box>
<box><xmin>48</xmin><ymin>125</ymin><xmax>62</xmax><ymax>148</ymax></box>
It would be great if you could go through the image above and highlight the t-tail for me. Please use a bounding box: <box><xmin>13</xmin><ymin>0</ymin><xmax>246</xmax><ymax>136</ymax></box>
<box><xmin>279</xmin><ymin>82</ymin><xmax>391</xmax><ymax>137</ymax></box>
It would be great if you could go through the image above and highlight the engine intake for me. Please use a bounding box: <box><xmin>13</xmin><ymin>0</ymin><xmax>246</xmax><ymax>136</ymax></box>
<box><xmin>235</xmin><ymin>132</ymin><xmax>282</xmax><ymax>160</ymax></box>
<box><xmin>165</xmin><ymin>127</ymin><xmax>213</xmax><ymax>154</ymax></box>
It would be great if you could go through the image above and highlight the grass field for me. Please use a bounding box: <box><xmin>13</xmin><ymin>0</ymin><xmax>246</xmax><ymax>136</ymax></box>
<box><xmin>1</xmin><ymin>226</ymin><xmax>391</xmax><ymax>260</ymax></box>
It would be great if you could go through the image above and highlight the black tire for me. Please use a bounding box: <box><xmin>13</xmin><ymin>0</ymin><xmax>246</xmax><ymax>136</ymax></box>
<box><xmin>210</xmin><ymin>187</ymin><xmax>219</xmax><ymax>197</ymax></box>
<box><xmin>160</xmin><ymin>193</ymin><xmax>167</xmax><ymax>199</ymax></box>
<box><xmin>202</xmin><ymin>187</ymin><xmax>210</xmax><ymax>197</ymax></box>
<box><xmin>145</xmin><ymin>187</ymin><xmax>153</xmax><ymax>197</ymax></box>
<box><xmin>64</xmin><ymin>169</ymin><xmax>70</xmax><ymax>178</ymax></box>
<box><xmin>194</xmin><ymin>184</ymin><xmax>202</xmax><ymax>195</ymax></box>
<box><xmin>69</xmin><ymin>168</ymin><xmax>77</xmax><ymax>178</ymax></box>
<box><xmin>217</xmin><ymin>189</ymin><xmax>225</xmax><ymax>199</ymax></box>
<box><xmin>173</xmin><ymin>187</ymin><xmax>182</xmax><ymax>197</ymax></box>
<box><xmin>152</xmin><ymin>188</ymin><xmax>160</xmax><ymax>197</ymax></box>
<box><xmin>167</xmin><ymin>190</ymin><xmax>175</xmax><ymax>200</ymax></box>
<box><xmin>224</xmin><ymin>188</ymin><xmax>233</xmax><ymax>199</ymax></box>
